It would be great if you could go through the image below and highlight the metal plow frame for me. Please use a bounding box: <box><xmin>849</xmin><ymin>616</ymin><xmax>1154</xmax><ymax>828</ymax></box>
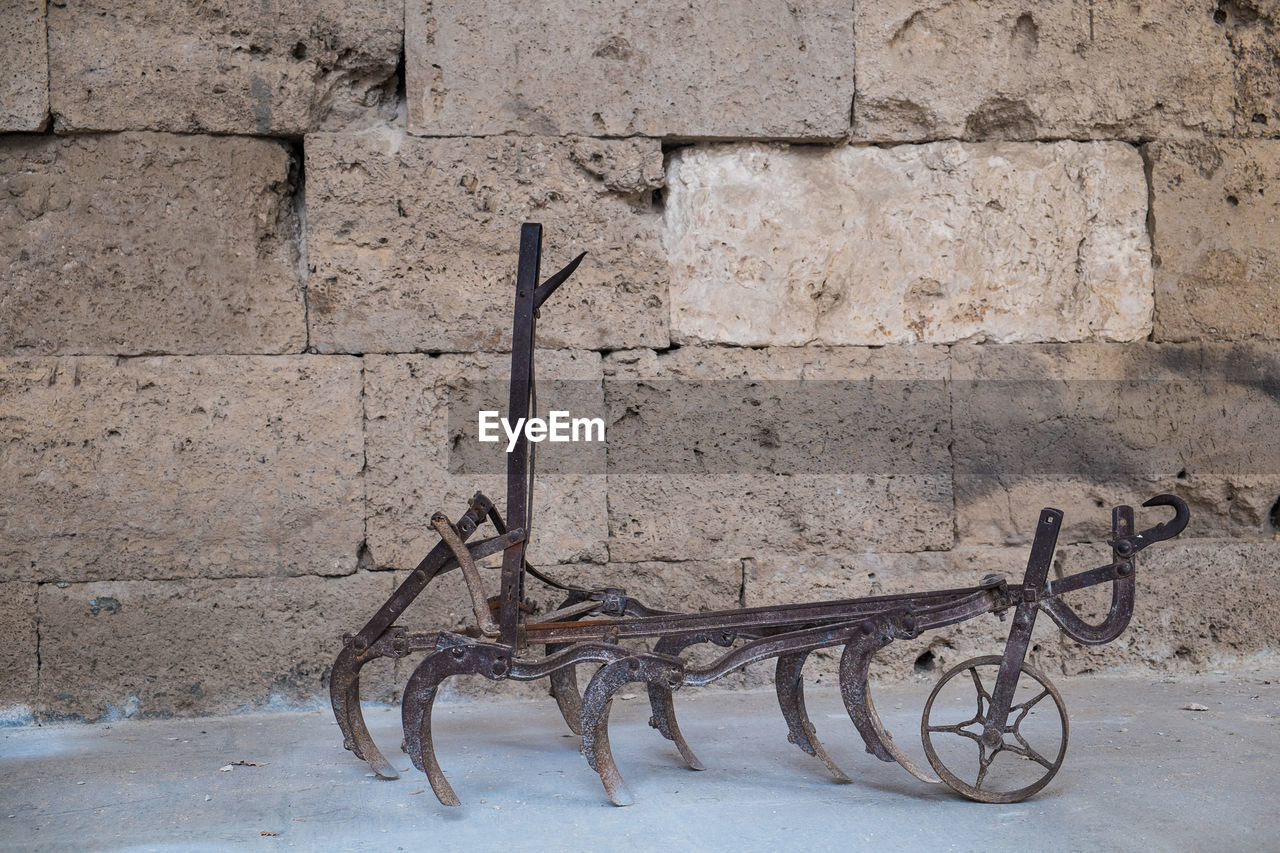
<box><xmin>330</xmin><ymin>223</ymin><xmax>1190</xmax><ymax>806</ymax></box>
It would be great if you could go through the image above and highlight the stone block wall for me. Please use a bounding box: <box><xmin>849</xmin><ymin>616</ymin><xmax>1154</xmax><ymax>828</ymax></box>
<box><xmin>1</xmin><ymin>0</ymin><xmax>1278</xmax><ymax>721</ymax></box>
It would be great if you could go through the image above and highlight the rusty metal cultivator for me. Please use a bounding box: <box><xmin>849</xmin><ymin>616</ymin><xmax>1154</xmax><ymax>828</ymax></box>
<box><xmin>331</xmin><ymin>223</ymin><xmax>1190</xmax><ymax>806</ymax></box>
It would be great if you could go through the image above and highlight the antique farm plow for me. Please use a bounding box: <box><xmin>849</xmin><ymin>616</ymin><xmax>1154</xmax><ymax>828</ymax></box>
<box><xmin>331</xmin><ymin>223</ymin><xmax>1190</xmax><ymax>806</ymax></box>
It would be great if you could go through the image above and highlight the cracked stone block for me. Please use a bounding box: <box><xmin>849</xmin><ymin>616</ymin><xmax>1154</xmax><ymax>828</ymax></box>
<box><xmin>0</xmin><ymin>583</ymin><xmax>37</xmax><ymax>718</ymax></box>
<box><xmin>1</xmin><ymin>0</ymin><xmax>48</xmax><ymax>130</ymax></box>
<box><xmin>48</xmin><ymin>0</ymin><xmax>402</xmax><ymax>134</ymax></box>
<box><xmin>952</xmin><ymin>342</ymin><xmax>1280</xmax><ymax>547</ymax></box>
<box><xmin>1055</xmin><ymin>540</ymin><xmax>1280</xmax><ymax>673</ymax></box>
<box><xmin>0</xmin><ymin>356</ymin><xmax>363</xmax><ymax>583</ymax></box>
<box><xmin>0</xmin><ymin>133</ymin><xmax>305</xmax><ymax>356</ymax></box>
<box><xmin>1220</xmin><ymin>0</ymin><xmax>1280</xmax><ymax>135</ymax></box>
<box><xmin>1148</xmin><ymin>140</ymin><xmax>1280</xmax><ymax>341</ymax></box>
<box><xmin>36</xmin><ymin>574</ymin><xmax>398</xmax><ymax>720</ymax></box>
<box><xmin>854</xmin><ymin>0</ymin><xmax>1234</xmax><ymax>141</ymax></box>
<box><xmin>603</xmin><ymin>345</ymin><xmax>952</xmax><ymax>562</ymax></box>
<box><xmin>306</xmin><ymin>131</ymin><xmax>667</xmax><ymax>353</ymax></box>
<box><xmin>665</xmin><ymin>142</ymin><xmax>1152</xmax><ymax>347</ymax></box>
<box><xmin>363</xmin><ymin>351</ymin><xmax>607</xmax><ymax>571</ymax></box>
<box><xmin>406</xmin><ymin>0</ymin><xmax>853</xmax><ymax>138</ymax></box>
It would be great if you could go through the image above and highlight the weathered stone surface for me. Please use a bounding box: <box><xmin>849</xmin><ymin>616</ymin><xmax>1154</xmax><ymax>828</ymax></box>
<box><xmin>604</xmin><ymin>345</ymin><xmax>952</xmax><ymax>562</ymax></box>
<box><xmin>1148</xmin><ymin>140</ymin><xmax>1280</xmax><ymax>341</ymax></box>
<box><xmin>0</xmin><ymin>356</ymin><xmax>363</xmax><ymax>583</ymax></box>
<box><xmin>0</xmin><ymin>133</ymin><xmax>305</xmax><ymax>356</ymax></box>
<box><xmin>0</xmin><ymin>583</ymin><xmax>38</xmax><ymax>719</ymax></box>
<box><xmin>0</xmin><ymin>0</ymin><xmax>48</xmax><ymax>130</ymax></box>
<box><xmin>1055</xmin><ymin>540</ymin><xmax>1280</xmax><ymax>673</ymax></box>
<box><xmin>743</xmin><ymin>548</ymin><xmax>1028</xmax><ymax>608</ymax></box>
<box><xmin>952</xmin><ymin>343</ymin><xmax>1280</xmax><ymax>547</ymax></box>
<box><xmin>665</xmin><ymin>142</ymin><xmax>1153</xmax><ymax>347</ymax></box>
<box><xmin>37</xmin><ymin>574</ymin><xmax>398</xmax><ymax>720</ymax></box>
<box><xmin>406</xmin><ymin>0</ymin><xmax>853</xmax><ymax>138</ymax></box>
<box><xmin>590</xmin><ymin>561</ymin><xmax>743</xmax><ymax>613</ymax></box>
<box><xmin>1221</xmin><ymin>0</ymin><xmax>1280</xmax><ymax>135</ymax></box>
<box><xmin>364</xmin><ymin>351</ymin><xmax>607</xmax><ymax>571</ymax></box>
<box><xmin>47</xmin><ymin>0</ymin><xmax>401</xmax><ymax>134</ymax></box>
<box><xmin>854</xmin><ymin>0</ymin><xmax>1234</xmax><ymax>141</ymax></box>
<box><xmin>306</xmin><ymin>132</ymin><xmax>667</xmax><ymax>353</ymax></box>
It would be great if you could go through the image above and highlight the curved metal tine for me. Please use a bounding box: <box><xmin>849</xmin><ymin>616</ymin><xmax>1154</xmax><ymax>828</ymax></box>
<box><xmin>401</xmin><ymin>650</ymin><xmax>475</xmax><ymax>807</ymax></box>
<box><xmin>545</xmin><ymin>594</ymin><xmax>682</xmax><ymax>740</ymax></box>
<box><xmin>542</xmin><ymin>593</ymin><xmax>598</xmax><ymax>737</ymax></box>
<box><xmin>839</xmin><ymin>640</ymin><xmax>940</xmax><ymax>785</ymax></box>
<box><xmin>580</xmin><ymin>659</ymin><xmax>638</xmax><ymax>806</ymax></box>
<box><xmin>580</xmin><ymin>655</ymin><xmax>685</xmax><ymax>806</ymax></box>
<box><xmin>775</xmin><ymin>651</ymin><xmax>851</xmax><ymax>782</ymax></box>
<box><xmin>541</xmin><ymin>591</ymin><xmax>605</xmax><ymax>736</ymax></box>
<box><xmin>645</xmin><ymin>634</ymin><xmax>720</xmax><ymax>771</ymax></box>
<box><xmin>644</xmin><ymin>682</ymin><xmax>704</xmax><ymax>771</ymax></box>
<box><xmin>549</xmin><ymin>658</ymin><xmax>585</xmax><ymax>736</ymax></box>
<box><xmin>330</xmin><ymin>644</ymin><xmax>399</xmax><ymax>779</ymax></box>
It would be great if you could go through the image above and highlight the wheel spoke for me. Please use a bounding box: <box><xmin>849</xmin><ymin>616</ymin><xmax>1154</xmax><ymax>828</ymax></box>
<box><xmin>974</xmin><ymin>742</ymin><xmax>998</xmax><ymax>791</ymax></box>
<box><xmin>1012</xmin><ymin>687</ymin><xmax>1050</xmax><ymax>715</ymax></box>
<box><xmin>1005</xmin><ymin>703</ymin><xmax>1032</xmax><ymax>733</ymax></box>
<box><xmin>1005</xmin><ymin>731</ymin><xmax>1056</xmax><ymax>769</ymax></box>
<box><xmin>968</xmin><ymin>667</ymin><xmax>992</xmax><ymax>702</ymax></box>
<box><xmin>926</xmin><ymin>714</ymin><xmax>981</xmax><ymax>735</ymax></box>
<box><xmin>936</xmin><ymin>726</ymin><xmax>986</xmax><ymax>747</ymax></box>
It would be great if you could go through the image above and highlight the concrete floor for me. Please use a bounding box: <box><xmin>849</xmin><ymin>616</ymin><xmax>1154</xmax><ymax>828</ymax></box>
<box><xmin>2</xmin><ymin>664</ymin><xmax>1278</xmax><ymax>853</ymax></box>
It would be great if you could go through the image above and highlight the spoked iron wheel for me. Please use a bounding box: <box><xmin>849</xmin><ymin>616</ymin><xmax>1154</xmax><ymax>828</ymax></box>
<box><xmin>921</xmin><ymin>654</ymin><xmax>1068</xmax><ymax>803</ymax></box>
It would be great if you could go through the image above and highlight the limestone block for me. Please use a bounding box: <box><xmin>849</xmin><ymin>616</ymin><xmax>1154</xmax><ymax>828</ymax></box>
<box><xmin>47</xmin><ymin>0</ymin><xmax>401</xmax><ymax>134</ymax></box>
<box><xmin>952</xmin><ymin>343</ymin><xmax>1280</xmax><ymax>547</ymax></box>
<box><xmin>590</xmin><ymin>561</ymin><xmax>743</xmax><ymax>613</ymax></box>
<box><xmin>665</xmin><ymin>142</ymin><xmax>1152</xmax><ymax>347</ymax></box>
<box><xmin>0</xmin><ymin>583</ymin><xmax>38</xmax><ymax>719</ymax></box>
<box><xmin>0</xmin><ymin>133</ymin><xmax>305</xmax><ymax>356</ymax></box>
<box><xmin>742</xmin><ymin>547</ymin><xmax>1029</xmax><ymax>608</ymax></box>
<box><xmin>1055</xmin><ymin>540</ymin><xmax>1280</xmax><ymax>673</ymax></box>
<box><xmin>306</xmin><ymin>132</ymin><xmax>667</xmax><ymax>353</ymax></box>
<box><xmin>603</xmin><ymin>345</ymin><xmax>952</xmax><ymax>562</ymax></box>
<box><xmin>1148</xmin><ymin>140</ymin><xmax>1280</xmax><ymax>341</ymax></box>
<box><xmin>363</xmin><ymin>351</ymin><xmax>607</xmax><ymax>571</ymax></box>
<box><xmin>854</xmin><ymin>0</ymin><xmax>1234</xmax><ymax>141</ymax></box>
<box><xmin>406</xmin><ymin>0</ymin><xmax>853</xmax><ymax>138</ymax></box>
<box><xmin>0</xmin><ymin>356</ymin><xmax>363</xmax><ymax>583</ymax></box>
<box><xmin>1</xmin><ymin>0</ymin><xmax>48</xmax><ymax>130</ymax></box>
<box><xmin>1221</xmin><ymin>1</ymin><xmax>1280</xmax><ymax>135</ymax></box>
<box><xmin>36</xmin><ymin>574</ymin><xmax>398</xmax><ymax>720</ymax></box>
